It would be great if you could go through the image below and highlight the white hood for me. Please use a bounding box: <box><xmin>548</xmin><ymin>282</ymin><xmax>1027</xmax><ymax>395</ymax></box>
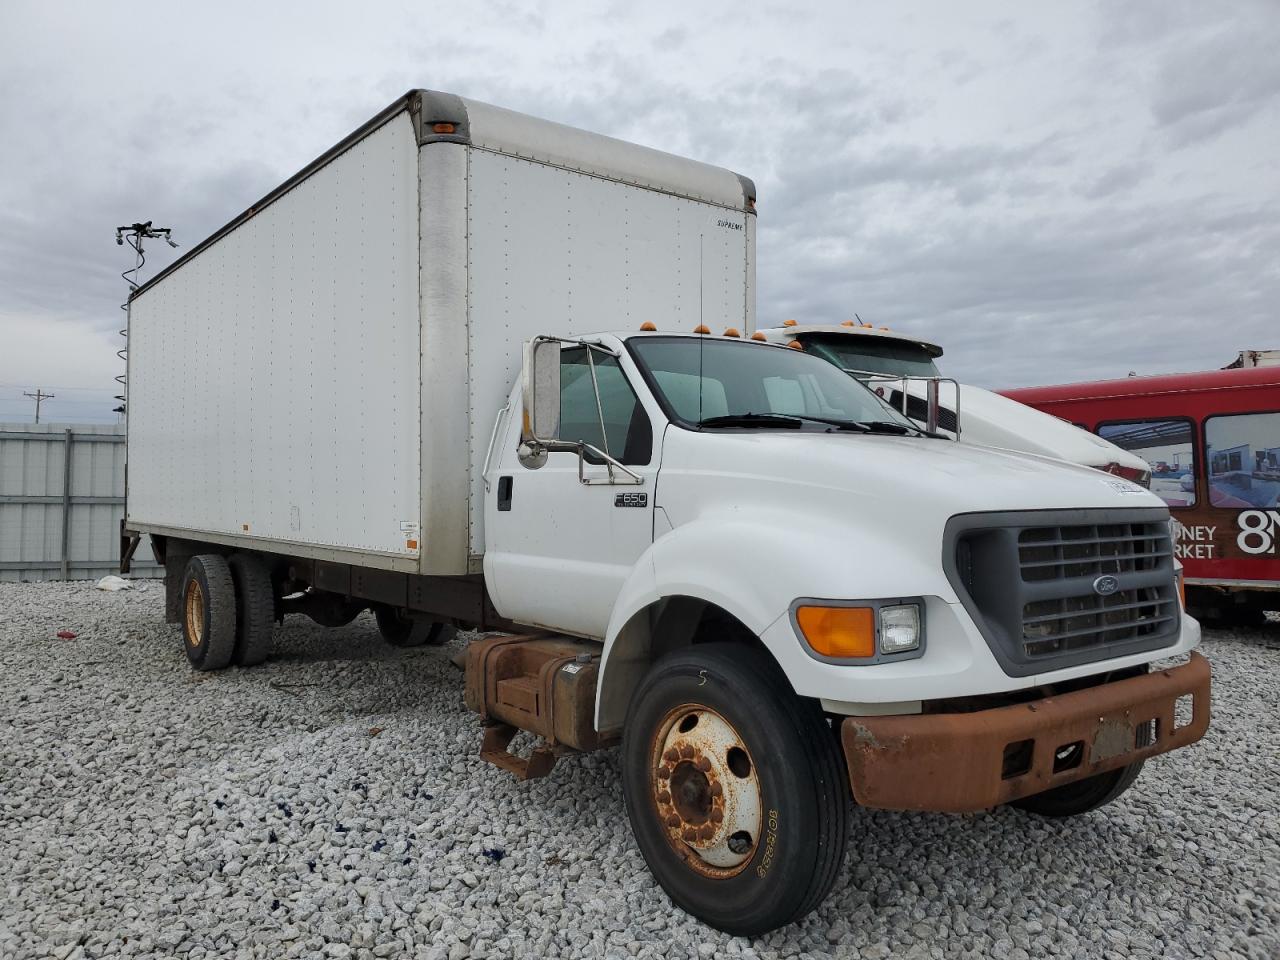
<box><xmin>661</xmin><ymin>427</ymin><xmax>1163</xmax><ymax>520</ymax></box>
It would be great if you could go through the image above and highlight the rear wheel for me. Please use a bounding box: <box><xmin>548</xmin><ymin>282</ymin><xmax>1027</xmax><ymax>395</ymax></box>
<box><xmin>373</xmin><ymin>606</ymin><xmax>455</xmax><ymax>647</ymax></box>
<box><xmin>181</xmin><ymin>555</ymin><xmax>237</xmax><ymax>671</ymax></box>
<box><xmin>620</xmin><ymin>643</ymin><xmax>848</xmax><ymax>936</ymax></box>
<box><xmin>228</xmin><ymin>553</ymin><xmax>274</xmax><ymax>667</ymax></box>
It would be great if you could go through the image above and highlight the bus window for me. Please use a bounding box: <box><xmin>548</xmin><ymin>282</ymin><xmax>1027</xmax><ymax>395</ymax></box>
<box><xmin>1097</xmin><ymin>419</ymin><xmax>1197</xmax><ymax>508</ymax></box>
<box><xmin>1204</xmin><ymin>411</ymin><xmax>1280</xmax><ymax>509</ymax></box>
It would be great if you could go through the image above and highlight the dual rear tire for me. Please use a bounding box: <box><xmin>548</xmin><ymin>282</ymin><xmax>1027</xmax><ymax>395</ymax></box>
<box><xmin>180</xmin><ymin>553</ymin><xmax>274</xmax><ymax>670</ymax></box>
<box><xmin>179</xmin><ymin>555</ymin><xmax>453</xmax><ymax>668</ymax></box>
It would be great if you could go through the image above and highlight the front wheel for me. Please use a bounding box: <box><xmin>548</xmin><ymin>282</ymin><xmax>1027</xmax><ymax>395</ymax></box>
<box><xmin>1012</xmin><ymin>727</ymin><xmax>1148</xmax><ymax>818</ymax></box>
<box><xmin>621</xmin><ymin>643</ymin><xmax>848</xmax><ymax>936</ymax></box>
<box><xmin>1011</xmin><ymin>760</ymin><xmax>1145</xmax><ymax>817</ymax></box>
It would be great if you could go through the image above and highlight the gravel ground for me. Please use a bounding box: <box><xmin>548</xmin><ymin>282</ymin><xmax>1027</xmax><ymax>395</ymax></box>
<box><xmin>1</xmin><ymin>581</ymin><xmax>1277</xmax><ymax>960</ymax></box>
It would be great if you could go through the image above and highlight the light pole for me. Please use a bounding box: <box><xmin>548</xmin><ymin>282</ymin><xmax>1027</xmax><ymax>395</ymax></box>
<box><xmin>115</xmin><ymin>222</ymin><xmax>177</xmax><ymax>418</ymax></box>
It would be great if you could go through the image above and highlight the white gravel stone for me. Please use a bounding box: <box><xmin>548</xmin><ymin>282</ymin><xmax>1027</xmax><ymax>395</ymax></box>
<box><xmin>1</xmin><ymin>582</ymin><xmax>1277</xmax><ymax>959</ymax></box>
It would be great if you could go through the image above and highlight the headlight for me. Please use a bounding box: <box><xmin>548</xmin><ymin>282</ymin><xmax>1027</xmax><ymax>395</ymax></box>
<box><xmin>793</xmin><ymin>599</ymin><xmax>925</xmax><ymax>662</ymax></box>
<box><xmin>879</xmin><ymin>603</ymin><xmax>921</xmax><ymax>654</ymax></box>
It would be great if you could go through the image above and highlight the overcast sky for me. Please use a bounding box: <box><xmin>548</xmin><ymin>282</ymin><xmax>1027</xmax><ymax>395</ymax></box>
<box><xmin>2</xmin><ymin>1</ymin><xmax>1277</xmax><ymax>423</ymax></box>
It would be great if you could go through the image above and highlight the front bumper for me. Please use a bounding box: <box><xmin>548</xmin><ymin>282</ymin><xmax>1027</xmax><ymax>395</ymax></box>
<box><xmin>840</xmin><ymin>651</ymin><xmax>1211</xmax><ymax>812</ymax></box>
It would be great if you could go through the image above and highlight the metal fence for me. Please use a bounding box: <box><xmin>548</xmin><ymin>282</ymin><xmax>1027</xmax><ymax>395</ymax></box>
<box><xmin>0</xmin><ymin>423</ymin><xmax>161</xmax><ymax>581</ymax></box>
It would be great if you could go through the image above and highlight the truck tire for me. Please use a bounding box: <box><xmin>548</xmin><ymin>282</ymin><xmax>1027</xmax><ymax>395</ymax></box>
<box><xmin>1011</xmin><ymin>725</ymin><xmax>1149</xmax><ymax>818</ymax></box>
<box><xmin>620</xmin><ymin>642</ymin><xmax>848</xmax><ymax>936</ymax></box>
<box><xmin>1011</xmin><ymin>759</ymin><xmax>1145</xmax><ymax>817</ymax></box>
<box><xmin>228</xmin><ymin>553</ymin><xmax>274</xmax><ymax>667</ymax></box>
<box><xmin>373</xmin><ymin>606</ymin><xmax>455</xmax><ymax>647</ymax></box>
<box><xmin>180</xmin><ymin>555</ymin><xmax>237</xmax><ymax>671</ymax></box>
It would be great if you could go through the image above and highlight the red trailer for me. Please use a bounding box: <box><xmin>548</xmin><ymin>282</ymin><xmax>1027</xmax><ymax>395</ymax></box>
<box><xmin>1004</xmin><ymin>366</ymin><xmax>1280</xmax><ymax>625</ymax></box>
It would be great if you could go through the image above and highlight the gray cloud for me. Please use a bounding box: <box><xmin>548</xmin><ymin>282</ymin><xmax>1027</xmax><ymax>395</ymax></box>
<box><xmin>1</xmin><ymin>0</ymin><xmax>1277</xmax><ymax>425</ymax></box>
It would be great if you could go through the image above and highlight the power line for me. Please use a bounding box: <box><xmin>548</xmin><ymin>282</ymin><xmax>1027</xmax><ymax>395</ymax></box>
<box><xmin>22</xmin><ymin>389</ymin><xmax>54</xmax><ymax>423</ymax></box>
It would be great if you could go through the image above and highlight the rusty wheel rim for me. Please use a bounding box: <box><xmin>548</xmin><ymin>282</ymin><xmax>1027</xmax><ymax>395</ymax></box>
<box><xmin>649</xmin><ymin>703</ymin><xmax>762</xmax><ymax>879</ymax></box>
<box><xmin>183</xmin><ymin>579</ymin><xmax>205</xmax><ymax>649</ymax></box>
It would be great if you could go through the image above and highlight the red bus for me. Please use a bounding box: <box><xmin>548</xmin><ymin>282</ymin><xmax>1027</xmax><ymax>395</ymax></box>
<box><xmin>1004</xmin><ymin>366</ymin><xmax>1280</xmax><ymax>626</ymax></box>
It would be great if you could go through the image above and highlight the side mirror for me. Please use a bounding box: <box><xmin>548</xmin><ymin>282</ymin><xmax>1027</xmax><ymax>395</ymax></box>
<box><xmin>521</xmin><ymin>337</ymin><xmax>561</xmax><ymax>444</ymax></box>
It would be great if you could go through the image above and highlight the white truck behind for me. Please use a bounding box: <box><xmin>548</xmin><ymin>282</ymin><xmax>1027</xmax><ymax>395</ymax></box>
<box><xmin>123</xmin><ymin>91</ymin><xmax>1210</xmax><ymax>936</ymax></box>
<box><xmin>756</xmin><ymin>321</ymin><xmax>1152</xmax><ymax>482</ymax></box>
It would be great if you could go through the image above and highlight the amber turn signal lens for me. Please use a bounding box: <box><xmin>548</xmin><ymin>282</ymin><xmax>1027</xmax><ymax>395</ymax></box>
<box><xmin>796</xmin><ymin>606</ymin><xmax>875</xmax><ymax>658</ymax></box>
<box><xmin>432</xmin><ymin>122</ymin><xmax>456</xmax><ymax>134</ymax></box>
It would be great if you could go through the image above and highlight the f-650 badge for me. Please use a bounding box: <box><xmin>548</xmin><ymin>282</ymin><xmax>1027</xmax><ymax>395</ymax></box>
<box><xmin>614</xmin><ymin>492</ymin><xmax>648</xmax><ymax>508</ymax></box>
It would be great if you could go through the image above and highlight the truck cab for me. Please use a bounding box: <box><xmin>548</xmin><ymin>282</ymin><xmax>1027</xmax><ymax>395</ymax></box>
<box><xmin>756</xmin><ymin>322</ymin><xmax>1152</xmax><ymax>484</ymax></box>
<box><xmin>473</xmin><ymin>328</ymin><xmax>1208</xmax><ymax>932</ymax></box>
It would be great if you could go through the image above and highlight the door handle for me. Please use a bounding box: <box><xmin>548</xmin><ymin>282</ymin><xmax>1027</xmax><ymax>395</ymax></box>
<box><xmin>497</xmin><ymin>475</ymin><xmax>513</xmax><ymax>512</ymax></box>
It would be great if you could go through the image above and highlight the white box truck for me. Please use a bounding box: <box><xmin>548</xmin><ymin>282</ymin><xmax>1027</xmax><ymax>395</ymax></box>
<box><xmin>123</xmin><ymin>90</ymin><xmax>1211</xmax><ymax>936</ymax></box>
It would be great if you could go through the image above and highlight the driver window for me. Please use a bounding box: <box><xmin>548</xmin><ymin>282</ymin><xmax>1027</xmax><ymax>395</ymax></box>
<box><xmin>560</xmin><ymin>348</ymin><xmax>652</xmax><ymax>465</ymax></box>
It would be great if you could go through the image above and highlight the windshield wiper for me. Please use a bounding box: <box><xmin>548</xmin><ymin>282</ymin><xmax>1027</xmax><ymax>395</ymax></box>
<box><xmin>699</xmin><ymin>412</ymin><xmax>877</xmax><ymax>432</ymax></box>
<box><xmin>784</xmin><ymin>413</ymin><xmax>871</xmax><ymax>432</ymax></box>
<box><xmin>698</xmin><ymin>412</ymin><xmax>933</xmax><ymax>436</ymax></box>
<box><xmin>856</xmin><ymin>419</ymin><xmax>948</xmax><ymax>438</ymax></box>
<box><xmin>855</xmin><ymin>420</ymin><xmax>914</xmax><ymax>435</ymax></box>
<box><xmin>698</xmin><ymin>413</ymin><xmax>803</xmax><ymax>429</ymax></box>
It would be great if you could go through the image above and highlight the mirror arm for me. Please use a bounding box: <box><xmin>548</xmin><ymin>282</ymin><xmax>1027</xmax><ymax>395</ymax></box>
<box><xmin>578</xmin><ymin>443</ymin><xmax>644</xmax><ymax>485</ymax></box>
<box><xmin>519</xmin><ymin>438</ymin><xmax>643</xmax><ymax>484</ymax></box>
<box><xmin>584</xmin><ymin>347</ymin><xmax>615</xmax><ymax>481</ymax></box>
<box><xmin>532</xmin><ymin>334</ymin><xmax>618</xmax><ymax>358</ymax></box>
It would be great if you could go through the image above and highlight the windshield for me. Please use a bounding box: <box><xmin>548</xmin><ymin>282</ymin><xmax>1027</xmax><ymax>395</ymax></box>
<box><xmin>628</xmin><ymin>336</ymin><xmax>915</xmax><ymax>429</ymax></box>
<box><xmin>801</xmin><ymin>335</ymin><xmax>942</xmax><ymax>378</ymax></box>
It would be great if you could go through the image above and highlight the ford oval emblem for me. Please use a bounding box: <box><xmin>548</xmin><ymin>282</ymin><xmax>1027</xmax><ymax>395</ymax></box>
<box><xmin>1093</xmin><ymin>575</ymin><xmax>1120</xmax><ymax>596</ymax></box>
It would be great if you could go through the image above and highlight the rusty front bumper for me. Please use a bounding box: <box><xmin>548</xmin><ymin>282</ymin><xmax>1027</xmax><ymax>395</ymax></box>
<box><xmin>841</xmin><ymin>652</ymin><xmax>1211</xmax><ymax>813</ymax></box>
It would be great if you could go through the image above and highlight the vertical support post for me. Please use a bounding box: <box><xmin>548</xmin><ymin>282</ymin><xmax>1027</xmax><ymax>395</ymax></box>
<box><xmin>60</xmin><ymin>428</ymin><xmax>72</xmax><ymax>581</ymax></box>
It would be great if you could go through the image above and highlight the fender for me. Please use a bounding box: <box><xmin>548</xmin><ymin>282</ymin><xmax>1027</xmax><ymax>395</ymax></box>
<box><xmin>595</xmin><ymin>506</ymin><xmax>952</xmax><ymax>731</ymax></box>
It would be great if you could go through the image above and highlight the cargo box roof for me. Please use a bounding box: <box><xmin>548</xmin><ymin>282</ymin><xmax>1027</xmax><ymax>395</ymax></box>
<box><xmin>132</xmin><ymin>89</ymin><xmax>756</xmax><ymax>301</ymax></box>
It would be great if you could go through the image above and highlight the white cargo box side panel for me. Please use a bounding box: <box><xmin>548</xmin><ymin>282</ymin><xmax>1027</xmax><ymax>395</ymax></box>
<box><xmin>128</xmin><ymin>113</ymin><xmax>421</xmax><ymax>558</ymax></box>
<box><xmin>464</xmin><ymin>149</ymin><xmax>752</xmax><ymax>555</ymax></box>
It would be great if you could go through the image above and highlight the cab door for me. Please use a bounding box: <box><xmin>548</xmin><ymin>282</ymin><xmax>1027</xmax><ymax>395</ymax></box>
<box><xmin>484</xmin><ymin>344</ymin><xmax>660</xmax><ymax>638</ymax></box>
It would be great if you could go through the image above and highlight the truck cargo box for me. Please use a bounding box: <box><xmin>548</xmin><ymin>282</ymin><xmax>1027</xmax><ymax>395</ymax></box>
<box><xmin>126</xmin><ymin>90</ymin><xmax>756</xmax><ymax>576</ymax></box>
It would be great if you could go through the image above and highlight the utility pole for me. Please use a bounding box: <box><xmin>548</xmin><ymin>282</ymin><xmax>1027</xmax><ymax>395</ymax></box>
<box><xmin>23</xmin><ymin>389</ymin><xmax>54</xmax><ymax>423</ymax></box>
<box><xmin>115</xmin><ymin>222</ymin><xmax>178</xmax><ymax>418</ymax></box>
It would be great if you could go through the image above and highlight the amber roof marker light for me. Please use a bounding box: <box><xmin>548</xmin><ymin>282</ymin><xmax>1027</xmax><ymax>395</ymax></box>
<box><xmin>432</xmin><ymin>122</ymin><xmax>456</xmax><ymax>134</ymax></box>
<box><xmin>639</xmin><ymin>322</ymin><xmax>657</xmax><ymax>331</ymax></box>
